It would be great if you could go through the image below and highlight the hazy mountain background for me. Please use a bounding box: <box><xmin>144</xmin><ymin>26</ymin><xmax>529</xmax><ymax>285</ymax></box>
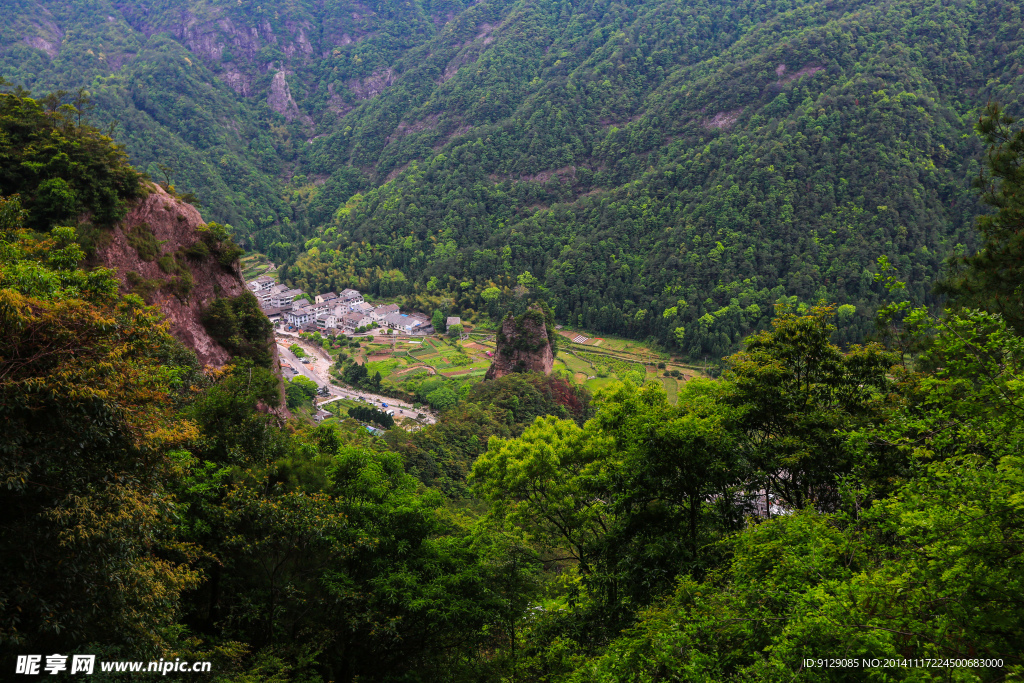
<box><xmin>3</xmin><ymin>0</ymin><xmax>1024</xmax><ymax>356</ymax></box>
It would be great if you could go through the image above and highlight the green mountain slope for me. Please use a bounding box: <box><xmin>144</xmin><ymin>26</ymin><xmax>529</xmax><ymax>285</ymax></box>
<box><xmin>4</xmin><ymin>0</ymin><xmax>1023</xmax><ymax>356</ymax></box>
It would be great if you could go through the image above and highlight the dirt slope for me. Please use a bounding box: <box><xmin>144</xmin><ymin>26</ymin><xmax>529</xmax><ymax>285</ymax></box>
<box><xmin>96</xmin><ymin>184</ymin><xmax>244</xmax><ymax>367</ymax></box>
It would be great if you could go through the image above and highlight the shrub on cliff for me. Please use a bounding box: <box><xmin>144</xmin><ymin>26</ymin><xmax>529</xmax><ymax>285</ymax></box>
<box><xmin>202</xmin><ymin>292</ymin><xmax>273</xmax><ymax>367</ymax></box>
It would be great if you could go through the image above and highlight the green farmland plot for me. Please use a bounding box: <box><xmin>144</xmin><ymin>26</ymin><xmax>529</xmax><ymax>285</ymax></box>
<box><xmin>365</xmin><ymin>358</ymin><xmax>401</xmax><ymax>379</ymax></box>
<box><xmin>578</xmin><ymin>352</ymin><xmax>646</xmax><ymax>386</ymax></box>
<box><xmin>659</xmin><ymin>376</ymin><xmax>679</xmax><ymax>404</ymax></box>
<box><xmin>561</xmin><ymin>353</ymin><xmax>595</xmax><ymax>377</ymax></box>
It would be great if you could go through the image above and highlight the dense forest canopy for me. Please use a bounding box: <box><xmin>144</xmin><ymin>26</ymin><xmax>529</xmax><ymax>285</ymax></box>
<box><xmin>4</xmin><ymin>82</ymin><xmax>1024</xmax><ymax>680</ymax></box>
<box><xmin>3</xmin><ymin>0</ymin><xmax>1024</xmax><ymax>355</ymax></box>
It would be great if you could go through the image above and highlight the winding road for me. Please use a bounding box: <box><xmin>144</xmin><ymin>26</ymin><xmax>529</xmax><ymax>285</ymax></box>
<box><xmin>276</xmin><ymin>337</ymin><xmax>437</xmax><ymax>426</ymax></box>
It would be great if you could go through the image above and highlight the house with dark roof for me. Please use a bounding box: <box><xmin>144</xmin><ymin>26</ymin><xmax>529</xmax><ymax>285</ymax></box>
<box><xmin>341</xmin><ymin>311</ymin><xmax>373</xmax><ymax>331</ymax></box>
<box><xmin>371</xmin><ymin>304</ymin><xmax>400</xmax><ymax>321</ymax></box>
<box><xmin>315</xmin><ymin>292</ymin><xmax>338</xmax><ymax>305</ymax></box>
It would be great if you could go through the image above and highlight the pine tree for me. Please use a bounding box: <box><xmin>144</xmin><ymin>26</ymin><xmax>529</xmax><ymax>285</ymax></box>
<box><xmin>939</xmin><ymin>103</ymin><xmax>1024</xmax><ymax>332</ymax></box>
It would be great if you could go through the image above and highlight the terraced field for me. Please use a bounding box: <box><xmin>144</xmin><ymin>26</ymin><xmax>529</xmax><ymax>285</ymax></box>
<box><xmin>240</xmin><ymin>253</ymin><xmax>276</xmax><ymax>282</ymax></box>
<box><xmin>554</xmin><ymin>332</ymin><xmax>702</xmax><ymax>401</ymax></box>
<box><xmin>577</xmin><ymin>352</ymin><xmax>646</xmax><ymax>387</ymax></box>
<box><xmin>329</xmin><ymin>324</ymin><xmax>701</xmax><ymax>405</ymax></box>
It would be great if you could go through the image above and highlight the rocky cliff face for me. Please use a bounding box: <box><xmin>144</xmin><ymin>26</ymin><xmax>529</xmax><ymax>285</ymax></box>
<box><xmin>485</xmin><ymin>305</ymin><xmax>555</xmax><ymax>380</ymax></box>
<box><xmin>95</xmin><ymin>184</ymin><xmax>244</xmax><ymax>368</ymax></box>
<box><xmin>268</xmin><ymin>70</ymin><xmax>314</xmax><ymax>125</ymax></box>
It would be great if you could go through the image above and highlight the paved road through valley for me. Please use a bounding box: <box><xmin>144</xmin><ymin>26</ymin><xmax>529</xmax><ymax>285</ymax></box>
<box><xmin>276</xmin><ymin>339</ymin><xmax>436</xmax><ymax>425</ymax></box>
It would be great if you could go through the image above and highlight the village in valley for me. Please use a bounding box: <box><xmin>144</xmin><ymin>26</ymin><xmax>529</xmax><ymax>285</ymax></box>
<box><xmin>242</xmin><ymin>256</ymin><xmax>701</xmax><ymax>431</ymax></box>
<box><xmin>243</xmin><ymin>257</ymin><xmax>472</xmax><ymax>430</ymax></box>
<box><xmin>247</xmin><ymin>274</ymin><xmax>432</xmax><ymax>336</ymax></box>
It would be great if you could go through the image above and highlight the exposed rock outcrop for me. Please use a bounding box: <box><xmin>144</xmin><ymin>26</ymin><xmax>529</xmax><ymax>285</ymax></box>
<box><xmin>21</xmin><ymin>9</ymin><xmax>64</xmax><ymax>59</ymax></box>
<box><xmin>485</xmin><ymin>305</ymin><xmax>555</xmax><ymax>380</ymax></box>
<box><xmin>326</xmin><ymin>83</ymin><xmax>354</xmax><ymax>116</ymax></box>
<box><xmin>348</xmin><ymin>68</ymin><xmax>396</xmax><ymax>100</ymax></box>
<box><xmin>269</xmin><ymin>70</ymin><xmax>314</xmax><ymax>125</ymax></box>
<box><xmin>95</xmin><ymin>184</ymin><xmax>244</xmax><ymax>368</ymax></box>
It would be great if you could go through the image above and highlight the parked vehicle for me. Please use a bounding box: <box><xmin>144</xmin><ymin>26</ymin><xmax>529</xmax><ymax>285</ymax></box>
<box><xmin>381</xmin><ymin>402</ymin><xmax>388</xmax><ymax>408</ymax></box>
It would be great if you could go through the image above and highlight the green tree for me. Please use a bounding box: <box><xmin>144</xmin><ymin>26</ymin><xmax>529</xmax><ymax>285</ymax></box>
<box><xmin>1</xmin><ymin>211</ymin><xmax>201</xmax><ymax>655</ymax></box>
<box><xmin>0</xmin><ymin>88</ymin><xmax>143</xmax><ymax>231</ymax></box>
<box><xmin>426</xmin><ymin>385</ymin><xmax>458</xmax><ymax>411</ymax></box>
<box><xmin>940</xmin><ymin>103</ymin><xmax>1024</xmax><ymax>333</ymax></box>
<box><xmin>610</xmin><ymin>379</ymin><xmax>743</xmax><ymax>595</ymax></box>
<box><xmin>202</xmin><ymin>292</ymin><xmax>273</xmax><ymax>367</ymax></box>
<box><xmin>569</xmin><ymin>309</ymin><xmax>1024</xmax><ymax>682</ymax></box>
<box><xmin>472</xmin><ymin>416</ymin><xmax>611</xmax><ymax>574</ymax></box>
<box><xmin>285</xmin><ymin>375</ymin><xmax>318</xmax><ymax>409</ymax></box>
<box><xmin>723</xmin><ymin>305</ymin><xmax>896</xmax><ymax>511</ymax></box>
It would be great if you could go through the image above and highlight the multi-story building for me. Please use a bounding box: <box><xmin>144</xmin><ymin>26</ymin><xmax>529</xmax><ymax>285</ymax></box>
<box><xmin>271</xmin><ymin>288</ymin><xmax>304</xmax><ymax>308</ymax></box>
<box><xmin>371</xmin><ymin>304</ymin><xmax>400</xmax><ymax>321</ymax></box>
<box><xmin>350</xmin><ymin>301</ymin><xmax>374</xmax><ymax>315</ymax></box>
<box><xmin>284</xmin><ymin>306</ymin><xmax>316</xmax><ymax>327</ymax></box>
<box><xmin>341</xmin><ymin>312</ymin><xmax>374</xmax><ymax>331</ymax></box>
<box><xmin>340</xmin><ymin>288</ymin><xmax>363</xmax><ymax>303</ymax></box>
<box><xmin>247</xmin><ymin>275</ymin><xmax>275</xmax><ymax>293</ymax></box>
<box><xmin>315</xmin><ymin>292</ymin><xmax>338</xmax><ymax>305</ymax></box>
<box><xmin>257</xmin><ymin>283</ymin><xmax>288</xmax><ymax>307</ymax></box>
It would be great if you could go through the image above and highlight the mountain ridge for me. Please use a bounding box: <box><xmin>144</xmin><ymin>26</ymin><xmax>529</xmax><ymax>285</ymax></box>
<box><xmin>4</xmin><ymin>0</ymin><xmax>1023</xmax><ymax>356</ymax></box>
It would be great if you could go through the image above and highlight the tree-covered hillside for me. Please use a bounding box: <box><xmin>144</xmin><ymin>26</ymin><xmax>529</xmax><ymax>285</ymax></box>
<box><xmin>5</xmin><ymin>85</ymin><xmax>1024</xmax><ymax>681</ymax></box>
<box><xmin>4</xmin><ymin>0</ymin><xmax>1024</xmax><ymax>356</ymax></box>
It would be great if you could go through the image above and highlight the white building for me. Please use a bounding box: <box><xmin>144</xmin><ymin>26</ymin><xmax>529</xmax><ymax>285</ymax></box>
<box><xmin>248</xmin><ymin>275</ymin><xmax>275</xmax><ymax>293</ymax></box>
<box><xmin>284</xmin><ymin>306</ymin><xmax>316</xmax><ymax>327</ymax></box>
<box><xmin>383</xmin><ymin>312</ymin><xmax>423</xmax><ymax>333</ymax></box>
<box><xmin>271</xmin><ymin>288</ymin><xmax>304</xmax><ymax>308</ymax></box>
<box><xmin>315</xmin><ymin>292</ymin><xmax>339</xmax><ymax>305</ymax></box>
<box><xmin>341</xmin><ymin>311</ymin><xmax>374</xmax><ymax>331</ymax></box>
<box><xmin>340</xmin><ymin>288</ymin><xmax>363</xmax><ymax>303</ymax></box>
<box><xmin>312</xmin><ymin>299</ymin><xmax>334</xmax><ymax>314</ymax></box>
<box><xmin>371</xmin><ymin>304</ymin><xmax>400</xmax><ymax>321</ymax></box>
<box><xmin>258</xmin><ymin>283</ymin><xmax>288</xmax><ymax>306</ymax></box>
<box><xmin>350</xmin><ymin>301</ymin><xmax>374</xmax><ymax>315</ymax></box>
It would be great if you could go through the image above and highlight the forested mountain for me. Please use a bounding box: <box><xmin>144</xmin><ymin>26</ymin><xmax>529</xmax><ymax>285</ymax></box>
<box><xmin>5</xmin><ymin>83</ymin><xmax>1024</xmax><ymax>680</ymax></box>
<box><xmin>4</xmin><ymin>0</ymin><xmax>1024</xmax><ymax>355</ymax></box>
